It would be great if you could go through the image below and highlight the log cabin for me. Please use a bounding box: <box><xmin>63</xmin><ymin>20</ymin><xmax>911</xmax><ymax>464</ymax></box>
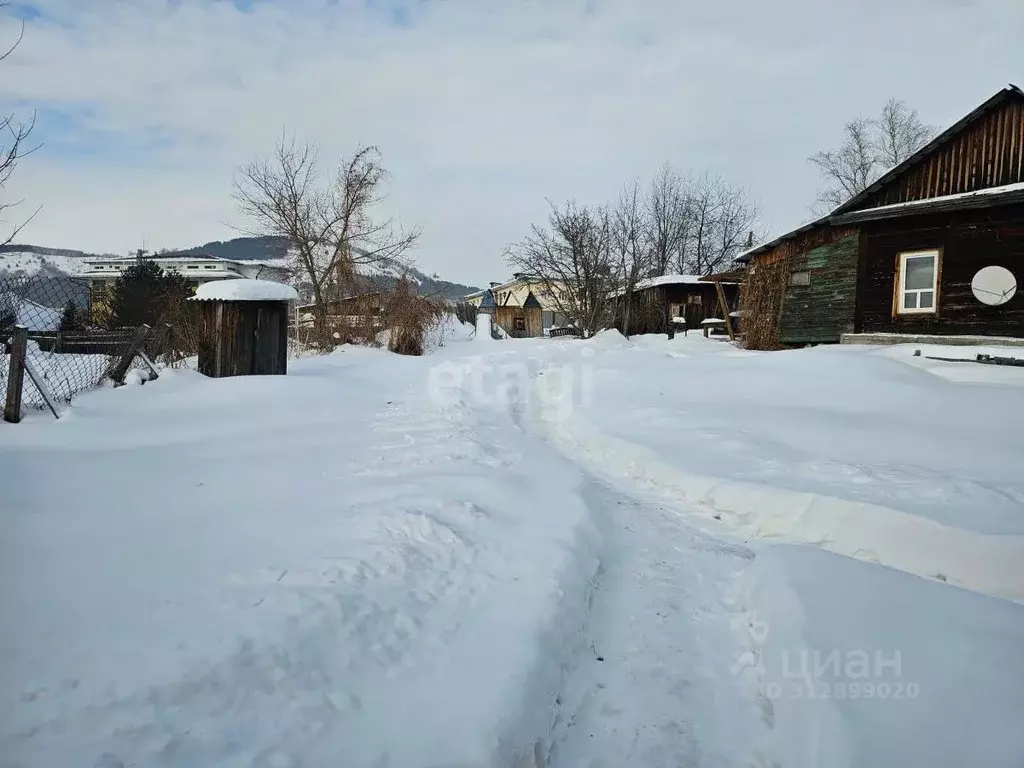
<box><xmin>739</xmin><ymin>84</ymin><xmax>1024</xmax><ymax>348</ymax></box>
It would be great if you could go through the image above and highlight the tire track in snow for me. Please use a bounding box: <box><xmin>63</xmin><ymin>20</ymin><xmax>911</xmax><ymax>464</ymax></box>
<box><xmin>496</xmin><ymin>353</ymin><xmax>769</xmax><ymax>767</ymax></box>
<box><xmin>534</xmin><ymin>478</ymin><xmax>769</xmax><ymax>768</ymax></box>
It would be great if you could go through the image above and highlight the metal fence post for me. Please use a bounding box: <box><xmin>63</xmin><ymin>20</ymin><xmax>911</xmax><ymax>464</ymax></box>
<box><xmin>3</xmin><ymin>325</ymin><xmax>28</xmax><ymax>424</ymax></box>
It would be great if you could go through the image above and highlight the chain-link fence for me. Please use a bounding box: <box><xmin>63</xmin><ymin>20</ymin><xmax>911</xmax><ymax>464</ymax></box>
<box><xmin>1</xmin><ymin>274</ymin><xmax>159</xmax><ymax>418</ymax></box>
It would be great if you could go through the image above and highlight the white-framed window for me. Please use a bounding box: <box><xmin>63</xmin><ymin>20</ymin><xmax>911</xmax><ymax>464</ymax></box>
<box><xmin>790</xmin><ymin>271</ymin><xmax>810</xmax><ymax>286</ymax></box>
<box><xmin>896</xmin><ymin>250</ymin><xmax>940</xmax><ymax>315</ymax></box>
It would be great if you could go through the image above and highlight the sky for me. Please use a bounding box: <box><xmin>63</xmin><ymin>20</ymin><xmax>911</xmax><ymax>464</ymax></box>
<box><xmin>2</xmin><ymin>0</ymin><xmax>1023</xmax><ymax>286</ymax></box>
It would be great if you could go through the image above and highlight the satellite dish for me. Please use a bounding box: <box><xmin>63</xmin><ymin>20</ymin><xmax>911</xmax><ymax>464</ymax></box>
<box><xmin>971</xmin><ymin>266</ymin><xmax>1017</xmax><ymax>306</ymax></box>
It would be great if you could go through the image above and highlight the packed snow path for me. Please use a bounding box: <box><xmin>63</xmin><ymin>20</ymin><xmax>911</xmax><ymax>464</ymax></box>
<box><xmin>3</xmin><ymin>328</ymin><xmax>1024</xmax><ymax>767</ymax></box>
<box><xmin>545</xmin><ymin>481</ymin><xmax>763</xmax><ymax>768</ymax></box>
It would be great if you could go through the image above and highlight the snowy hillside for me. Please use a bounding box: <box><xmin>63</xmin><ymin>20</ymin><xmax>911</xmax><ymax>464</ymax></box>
<box><xmin>2</xmin><ymin>333</ymin><xmax>1023</xmax><ymax>767</ymax></box>
<box><xmin>0</xmin><ymin>249</ymin><xmax>93</xmax><ymax>277</ymax></box>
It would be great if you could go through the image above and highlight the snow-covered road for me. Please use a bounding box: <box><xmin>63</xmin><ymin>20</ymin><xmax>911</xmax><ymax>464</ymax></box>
<box><xmin>3</xmin><ymin>325</ymin><xmax>1024</xmax><ymax>767</ymax></box>
<box><xmin>545</xmin><ymin>480</ymin><xmax>763</xmax><ymax>768</ymax></box>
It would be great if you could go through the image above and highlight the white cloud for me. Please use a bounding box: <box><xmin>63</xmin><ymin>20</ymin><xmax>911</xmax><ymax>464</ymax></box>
<box><xmin>3</xmin><ymin>0</ymin><xmax>1023</xmax><ymax>285</ymax></box>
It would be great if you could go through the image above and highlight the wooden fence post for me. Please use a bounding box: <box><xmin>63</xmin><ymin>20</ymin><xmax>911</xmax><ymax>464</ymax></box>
<box><xmin>3</xmin><ymin>325</ymin><xmax>28</xmax><ymax>424</ymax></box>
<box><xmin>105</xmin><ymin>324</ymin><xmax>151</xmax><ymax>384</ymax></box>
<box><xmin>714</xmin><ymin>281</ymin><xmax>736</xmax><ymax>341</ymax></box>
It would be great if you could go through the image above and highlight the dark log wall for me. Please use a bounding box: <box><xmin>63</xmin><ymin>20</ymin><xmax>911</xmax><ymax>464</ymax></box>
<box><xmin>857</xmin><ymin>95</ymin><xmax>1024</xmax><ymax>209</ymax></box>
<box><xmin>198</xmin><ymin>300</ymin><xmax>289</xmax><ymax>377</ymax></box>
<box><xmin>857</xmin><ymin>204</ymin><xmax>1024</xmax><ymax>337</ymax></box>
<box><xmin>779</xmin><ymin>234</ymin><xmax>860</xmax><ymax>344</ymax></box>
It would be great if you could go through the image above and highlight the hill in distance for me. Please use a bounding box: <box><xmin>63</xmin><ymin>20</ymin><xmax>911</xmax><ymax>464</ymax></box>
<box><xmin>0</xmin><ymin>237</ymin><xmax>481</xmax><ymax>302</ymax></box>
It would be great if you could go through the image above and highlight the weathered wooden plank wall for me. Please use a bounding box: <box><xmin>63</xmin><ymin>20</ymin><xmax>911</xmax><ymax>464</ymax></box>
<box><xmin>741</xmin><ymin>227</ymin><xmax>858</xmax><ymax>348</ymax></box>
<box><xmin>858</xmin><ymin>204</ymin><xmax>1024</xmax><ymax>337</ymax></box>
<box><xmin>858</xmin><ymin>96</ymin><xmax>1024</xmax><ymax>209</ymax></box>
<box><xmin>779</xmin><ymin>234</ymin><xmax>860</xmax><ymax>344</ymax></box>
<box><xmin>494</xmin><ymin>306</ymin><xmax>543</xmax><ymax>338</ymax></box>
<box><xmin>198</xmin><ymin>300</ymin><xmax>289</xmax><ymax>377</ymax></box>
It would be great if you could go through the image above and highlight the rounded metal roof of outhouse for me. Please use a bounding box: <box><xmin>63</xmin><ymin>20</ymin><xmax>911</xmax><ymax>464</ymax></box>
<box><xmin>190</xmin><ymin>279</ymin><xmax>298</xmax><ymax>302</ymax></box>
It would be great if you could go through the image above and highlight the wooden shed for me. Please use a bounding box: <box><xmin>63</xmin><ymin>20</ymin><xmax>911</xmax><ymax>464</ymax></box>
<box><xmin>191</xmin><ymin>279</ymin><xmax>296</xmax><ymax>377</ymax></box>
<box><xmin>740</xmin><ymin>84</ymin><xmax>1024</xmax><ymax>348</ymax></box>
<box><xmin>614</xmin><ymin>275</ymin><xmax>739</xmax><ymax>335</ymax></box>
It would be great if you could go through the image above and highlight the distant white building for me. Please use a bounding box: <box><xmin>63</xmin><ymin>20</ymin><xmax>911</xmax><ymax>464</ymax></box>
<box><xmin>81</xmin><ymin>254</ymin><xmax>290</xmax><ymax>289</ymax></box>
<box><xmin>82</xmin><ymin>254</ymin><xmax>292</xmax><ymax>325</ymax></box>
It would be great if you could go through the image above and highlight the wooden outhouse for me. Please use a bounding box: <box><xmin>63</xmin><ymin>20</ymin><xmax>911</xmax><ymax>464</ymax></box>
<box><xmin>191</xmin><ymin>279</ymin><xmax>296</xmax><ymax>377</ymax></box>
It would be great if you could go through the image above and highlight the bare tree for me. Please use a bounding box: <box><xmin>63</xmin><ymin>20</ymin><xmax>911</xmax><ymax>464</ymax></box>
<box><xmin>646</xmin><ymin>164</ymin><xmax>691</xmax><ymax>276</ymax></box>
<box><xmin>234</xmin><ymin>136</ymin><xmax>420</xmax><ymax>343</ymax></box>
<box><xmin>610</xmin><ymin>180</ymin><xmax>653</xmax><ymax>337</ymax></box>
<box><xmin>1</xmin><ymin>6</ymin><xmax>40</xmax><ymax>246</ymax></box>
<box><xmin>810</xmin><ymin>99</ymin><xmax>934</xmax><ymax>209</ymax></box>
<box><xmin>875</xmin><ymin>98</ymin><xmax>933</xmax><ymax>169</ymax></box>
<box><xmin>809</xmin><ymin>117</ymin><xmax>877</xmax><ymax>210</ymax></box>
<box><xmin>682</xmin><ymin>173</ymin><xmax>760</xmax><ymax>275</ymax></box>
<box><xmin>506</xmin><ymin>200</ymin><xmax>614</xmax><ymax>338</ymax></box>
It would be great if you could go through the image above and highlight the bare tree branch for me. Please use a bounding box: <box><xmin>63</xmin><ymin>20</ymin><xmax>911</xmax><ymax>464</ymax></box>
<box><xmin>610</xmin><ymin>180</ymin><xmax>653</xmax><ymax>337</ymax></box>
<box><xmin>0</xmin><ymin>14</ymin><xmax>23</xmax><ymax>61</ymax></box>
<box><xmin>234</xmin><ymin>135</ymin><xmax>421</xmax><ymax>345</ymax></box>
<box><xmin>875</xmin><ymin>98</ymin><xmax>934</xmax><ymax>169</ymax></box>
<box><xmin>677</xmin><ymin>173</ymin><xmax>759</xmax><ymax>275</ymax></box>
<box><xmin>505</xmin><ymin>200</ymin><xmax>614</xmax><ymax>338</ymax></box>
<box><xmin>646</xmin><ymin>164</ymin><xmax>691</xmax><ymax>276</ymax></box>
<box><xmin>0</xmin><ymin>6</ymin><xmax>40</xmax><ymax>245</ymax></box>
<box><xmin>810</xmin><ymin>99</ymin><xmax>935</xmax><ymax>210</ymax></box>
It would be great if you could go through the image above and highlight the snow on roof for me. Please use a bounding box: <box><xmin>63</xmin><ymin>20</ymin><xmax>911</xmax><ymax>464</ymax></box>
<box><xmin>190</xmin><ymin>279</ymin><xmax>297</xmax><ymax>302</ymax></box>
<box><xmin>832</xmin><ymin>84</ymin><xmax>1024</xmax><ymax>216</ymax></box>
<box><xmin>739</xmin><ymin>182</ymin><xmax>1024</xmax><ymax>262</ymax></box>
<box><xmin>0</xmin><ymin>292</ymin><xmax>62</xmax><ymax>331</ymax></box>
<box><xmin>611</xmin><ymin>274</ymin><xmax>707</xmax><ymax>298</ymax></box>
<box><xmin>466</xmin><ymin>274</ymin><xmax>545</xmax><ymax>299</ymax></box>
<box><xmin>843</xmin><ymin>181</ymin><xmax>1024</xmax><ymax>217</ymax></box>
<box><xmin>86</xmin><ymin>254</ymin><xmax>233</xmax><ymax>264</ymax></box>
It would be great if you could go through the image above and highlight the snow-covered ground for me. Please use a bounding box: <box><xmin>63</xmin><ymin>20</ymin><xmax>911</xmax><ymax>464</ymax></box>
<box><xmin>1</xmin><ymin>343</ymin><xmax>114</xmax><ymax>408</ymax></box>
<box><xmin>0</xmin><ymin>251</ymin><xmax>92</xmax><ymax>277</ymax></box>
<box><xmin>2</xmin><ymin>329</ymin><xmax>1023</xmax><ymax>767</ymax></box>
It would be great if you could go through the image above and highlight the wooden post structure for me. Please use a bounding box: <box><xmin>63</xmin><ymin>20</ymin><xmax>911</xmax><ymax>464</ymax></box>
<box><xmin>3</xmin><ymin>325</ymin><xmax>28</xmax><ymax>423</ymax></box>
<box><xmin>105</xmin><ymin>324</ymin><xmax>151</xmax><ymax>384</ymax></box>
<box><xmin>714</xmin><ymin>281</ymin><xmax>736</xmax><ymax>341</ymax></box>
